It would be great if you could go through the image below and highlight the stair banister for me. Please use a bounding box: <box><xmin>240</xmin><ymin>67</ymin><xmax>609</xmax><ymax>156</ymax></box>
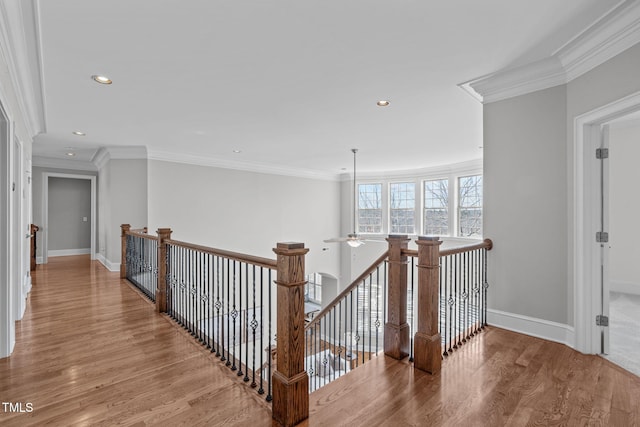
<box><xmin>384</xmin><ymin>234</ymin><xmax>411</xmax><ymax>360</ymax></box>
<box><xmin>272</xmin><ymin>242</ymin><xmax>309</xmax><ymax>427</ymax></box>
<box><xmin>414</xmin><ymin>236</ymin><xmax>443</xmax><ymax>374</ymax></box>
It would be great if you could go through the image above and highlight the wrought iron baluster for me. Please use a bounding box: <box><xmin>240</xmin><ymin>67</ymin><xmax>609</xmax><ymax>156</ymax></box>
<box><xmin>266</xmin><ymin>268</ymin><xmax>272</xmax><ymax>402</ymax></box>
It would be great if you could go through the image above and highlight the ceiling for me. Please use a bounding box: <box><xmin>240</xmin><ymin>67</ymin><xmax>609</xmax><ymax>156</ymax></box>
<box><xmin>30</xmin><ymin>0</ymin><xmax>622</xmax><ymax>175</ymax></box>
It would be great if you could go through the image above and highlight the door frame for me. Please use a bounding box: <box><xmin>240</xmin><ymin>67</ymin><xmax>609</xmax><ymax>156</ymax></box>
<box><xmin>573</xmin><ymin>90</ymin><xmax>640</xmax><ymax>354</ymax></box>
<box><xmin>42</xmin><ymin>173</ymin><xmax>97</xmax><ymax>264</ymax></box>
<box><xmin>0</xmin><ymin>98</ymin><xmax>13</xmax><ymax>357</ymax></box>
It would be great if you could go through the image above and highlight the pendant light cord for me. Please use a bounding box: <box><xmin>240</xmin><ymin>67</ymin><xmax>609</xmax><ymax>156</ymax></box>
<box><xmin>352</xmin><ymin>148</ymin><xmax>357</xmax><ymax>235</ymax></box>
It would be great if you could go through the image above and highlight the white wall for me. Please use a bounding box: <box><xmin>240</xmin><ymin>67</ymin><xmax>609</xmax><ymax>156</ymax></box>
<box><xmin>97</xmin><ymin>159</ymin><xmax>148</xmax><ymax>269</ymax></box>
<box><xmin>483</xmin><ymin>42</ymin><xmax>640</xmax><ymax>345</ymax></box>
<box><xmin>484</xmin><ymin>85</ymin><xmax>569</xmax><ymax>324</ymax></box>
<box><xmin>147</xmin><ymin>160</ymin><xmax>341</xmax><ymax>280</ymax></box>
<box><xmin>609</xmin><ymin>120</ymin><xmax>640</xmax><ymax>295</ymax></box>
<box><xmin>0</xmin><ymin>22</ymin><xmax>37</xmax><ymax>358</ymax></box>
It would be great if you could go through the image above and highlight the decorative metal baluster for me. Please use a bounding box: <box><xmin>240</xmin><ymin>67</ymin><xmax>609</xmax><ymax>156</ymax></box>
<box><xmin>266</xmin><ymin>268</ymin><xmax>272</xmax><ymax>402</ymax></box>
<box><xmin>448</xmin><ymin>255</ymin><xmax>454</xmax><ymax>354</ymax></box>
<box><xmin>225</xmin><ymin>258</ymin><xmax>231</xmax><ymax>366</ymax></box>
<box><xmin>463</xmin><ymin>251</ymin><xmax>469</xmax><ymax>342</ymax></box>
<box><xmin>337</xmin><ymin>300</ymin><xmax>342</xmax><ymax>379</ymax></box>
<box><xmin>244</xmin><ymin>263</ymin><xmax>250</xmax><ymax>382</ymax></box>
<box><xmin>440</xmin><ymin>255</ymin><xmax>446</xmax><ymax>356</ymax></box>
<box><xmin>409</xmin><ymin>256</ymin><xmax>415</xmax><ymax>362</ymax></box>
<box><xmin>482</xmin><ymin>248</ymin><xmax>488</xmax><ymax>329</ymax></box>
<box><xmin>237</xmin><ymin>262</ymin><xmax>244</xmax><ymax>378</ymax></box>
<box><xmin>191</xmin><ymin>250</ymin><xmax>197</xmax><ymax>336</ymax></box>
<box><xmin>250</xmin><ymin>265</ymin><xmax>257</xmax><ymax>388</ymax></box>
<box><xmin>349</xmin><ymin>289</ymin><xmax>354</xmax><ymax>367</ymax></box>
<box><xmin>231</xmin><ymin>260</ymin><xmax>238</xmax><ymax>372</ymax></box>
<box><xmin>355</xmin><ymin>283</ymin><xmax>360</xmax><ymax>367</ymax></box>
<box><xmin>216</xmin><ymin>255</ymin><xmax>222</xmax><ymax>358</ymax></box>
<box><xmin>474</xmin><ymin>249</ymin><xmax>480</xmax><ymax>334</ymax></box>
<box><xmin>200</xmin><ymin>251</ymin><xmax>206</xmax><ymax>343</ymax></box>
<box><xmin>207</xmin><ymin>254</ymin><xmax>214</xmax><ymax>353</ymax></box>
<box><xmin>258</xmin><ymin>267</ymin><xmax>264</xmax><ymax>395</ymax></box>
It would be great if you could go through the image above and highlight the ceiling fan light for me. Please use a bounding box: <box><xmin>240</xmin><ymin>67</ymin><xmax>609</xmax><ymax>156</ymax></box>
<box><xmin>347</xmin><ymin>239</ymin><xmax>364</xmax><ymax>248</ymax></box>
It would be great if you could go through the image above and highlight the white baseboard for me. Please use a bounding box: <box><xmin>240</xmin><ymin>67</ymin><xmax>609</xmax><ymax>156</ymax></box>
<box><xmin>487</xmin><ymin>308</ymin><xmax>575</xmax><ymax>349</ymax></box>
<box><xmin>36</xmin><ymin>256</ymin><xmax>43</xmax><ymax>264</ymax></box>
<box><xmin>96</xmin><ymin>253</ymin><xmax>120</xmax><ymax>272</ymax></box>
<box><xmin>610</xmin><ymin>280</ymin><xmax>640</xmax><ymax>296</ymax></box>
<box><xmin>48</xmin><ymin>248</ymin><xmax>91</xmax><ymax>257</ymax></box>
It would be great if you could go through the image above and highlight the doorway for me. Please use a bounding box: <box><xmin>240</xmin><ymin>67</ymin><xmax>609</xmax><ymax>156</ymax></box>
<box><xmin>42</xmin><ymin>173</ymin><xmax>96</xmax><ymax>264</ymax></box>
<box><xmin>0</xmin><ymin>100</ymin><xmax>12</xmax><ymax>357</ymax></box>
<box><xmin>573</xmin><ymin>90</ymin><xmax>640</xmax><ymax>356</ymax></box>
<box><xmin>601</xmin><ymin>116</ymin><xmax>640</xmax><ymax>376</ymax></box>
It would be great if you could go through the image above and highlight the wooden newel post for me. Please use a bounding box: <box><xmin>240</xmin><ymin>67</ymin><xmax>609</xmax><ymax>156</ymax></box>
<box><xmin>156</xmin><ymin>228</ymin><xmax>172</xmax><ymax>313</ymax></box>
<box><xmin>414</xmin><ymin>236</ymin><xmax>443</xmax><ymax>374</ymax></box>
<box><xmin>272</xmin><ymin>242</ymin><xmax>309</xmax><ymax>427</ymax></box>
<box><xmin>384</xmin><ymin>234</ymin><xmax>410</xmax><ymax>360</ymax></box>
<box><xmin>120</xmin><ymin>224</ymin><xmax>131</xmax><ymax>279</ymax></box>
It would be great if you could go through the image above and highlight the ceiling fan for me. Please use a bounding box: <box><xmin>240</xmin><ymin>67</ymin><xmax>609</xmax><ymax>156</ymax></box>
<box><xmin>324</xmin><ymin>148</ymin><xmax>366</xmax><ymax>247</ymax></box>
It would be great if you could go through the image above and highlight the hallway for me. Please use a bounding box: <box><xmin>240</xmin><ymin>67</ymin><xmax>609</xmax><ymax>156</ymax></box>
<box><xmin>0</xmin><ymin>256</ymin><xmax>272</xmax><ymax>426</ymax></box>
<box><xmin>2</xmin><ymin>256</ymin><xmax>640</xmax><ymax>426</ymax></box>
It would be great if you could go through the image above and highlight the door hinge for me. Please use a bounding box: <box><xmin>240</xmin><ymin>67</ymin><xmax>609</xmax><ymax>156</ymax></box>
<box><xmin>596</xmin><ymin>315</ymin><xmax>609</xmax><ymax>327</ymax></box>
<box><xmin>596</xmin><ymin>148</ymin><xmax>609</xmax><ymax>159</ymax></box>
<box><xmin>596</xmin><ymin>231</ymin><xmax>609</xmax><ymax>243</ymax></box>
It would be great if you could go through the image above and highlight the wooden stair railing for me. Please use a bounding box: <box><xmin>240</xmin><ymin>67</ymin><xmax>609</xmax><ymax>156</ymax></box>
<box><xmin>120</xmin><ymin>223</ymin><xmax>492</xmax><ymax>427</ymax></box>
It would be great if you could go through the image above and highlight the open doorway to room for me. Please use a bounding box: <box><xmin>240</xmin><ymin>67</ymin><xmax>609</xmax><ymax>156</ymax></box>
<box><xmin>574</xmin><ymin>90</ymin><xmax>640</xmax><ymax>378</ymax></box>
<box><xmin>601</xmin><ymin>114</ymin><xmax>640</xmax><ymax>377</ymax></box>
<box><xmin>42</xmin><ymin>173</ymin><xmax>96</xmax><ymax>264</ymax></box>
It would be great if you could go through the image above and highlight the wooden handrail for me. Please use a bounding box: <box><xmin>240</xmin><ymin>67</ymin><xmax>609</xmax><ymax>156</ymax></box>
<box><xmin>126</xmin><ymin>229</ymin><xmax>159</xmax><ymax>241</ymax></box>
<box><xmin>305</xmin><ymin>250</ymin><xmax>390</xmax><ymax>331</ymax></box>
<box><xmin>164</xmin><ymin>238</ymin><xmax>278</xmax><ymax>270</ymax></box>
<box><xmin>439</xmin><ymin>238</ymin><xmax>493</xmax><ymax>257</ymax></box>
<box><xmin>401</xmin><ymin>238</ymin><xmax>493</xmax><ymax>258</ymax></box>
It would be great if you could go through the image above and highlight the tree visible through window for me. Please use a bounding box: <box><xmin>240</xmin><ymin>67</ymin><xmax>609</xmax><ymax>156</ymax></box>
<box><xmin>358</xmin><ymin>184</ymin><xmax>382</xmax><ymax>233</ymax></box>
<box><xmin>458</xmin><ymin>175</ymin><xmax>483</xmax><ymax>237</ymax></box>
<box><xmin>424</xmin><ymin>179</ymin><xmax>449</xmax><ymax>235</ymax></box>
<box><xmin>390</xmin><ymin>182</ymin><xmax>415</xmax><ymax>234</ymax></box>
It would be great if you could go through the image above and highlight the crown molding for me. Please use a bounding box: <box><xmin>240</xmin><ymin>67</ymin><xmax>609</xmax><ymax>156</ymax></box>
<box><xmin>92</xmin><ymin>146</ymin><xmax>147</xmax><ymax>170</ymax></box>
<box><xmin>350</xmin><ymin>158</ymin><xmax>483</xmax><ymax>181</ymax></box>
<box><xmin>32</xmin><ymin>156</ymin><xmax>97</xmax><ymax>172</ymax></box>
<box><xmin>147</xmin><ymin>149</ymin><xmax>341</xmax><ymax>181</ymax></box>
<box><xmin>555</xmin><ymin>0</ymin><xmax>640</xmax><ymax>81</ymax></box>
<box><xmin>0</xmin><ymin>0</ymin><xmax>45</xmax><ymax>138</ymax></box>
<box><xmin>460</xmin><ymin>0</ymin><xmax>640</xmax><ymax>104</ymax></box>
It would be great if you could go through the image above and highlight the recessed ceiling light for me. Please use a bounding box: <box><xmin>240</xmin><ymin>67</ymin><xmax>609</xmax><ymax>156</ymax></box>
<box><xmin>377</xmin><ymin>100</ymin><xmax>390</xmax><ymax>107</ymax></box>
<box><xmin>72</xmin><ymin>131</ymin><xmax>86</xmax><ymax>136</ymax></box>
<box><xmin>232</xmin><ymin>150</ymin><xmax>242</xmax><ymax>153</ymax></box>
<box><xmin>66</xmin><ymin>152</ymin><xmax>76</xmax><ymax>157</ymax></box>
<box><xmin>91</xmin><ymin>75</ymin><xmax>112</xmax><ymax>85</ymax></box>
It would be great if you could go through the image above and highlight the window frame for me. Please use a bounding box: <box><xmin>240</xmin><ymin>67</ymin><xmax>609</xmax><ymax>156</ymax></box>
<box><xmin>354</xmin><ymin>162</ymin><xmax>482</xmax><ymax>238</ymax></box>
<box><xmin>388</xmin><ymin>181</ymin><xmax>417</xmax><ymax>235</ymax></box>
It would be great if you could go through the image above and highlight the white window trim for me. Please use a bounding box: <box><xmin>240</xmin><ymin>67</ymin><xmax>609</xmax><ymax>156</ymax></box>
<box><xmin>355</xmin><ymin>160</ymin><xmax>482</xmax><ymax>238</ymax></box>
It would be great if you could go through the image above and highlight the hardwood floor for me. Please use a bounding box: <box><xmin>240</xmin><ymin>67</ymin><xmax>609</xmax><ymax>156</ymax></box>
<box><xmin>2</xmin><ymin>255</ymin><xmax>639</xmax><ymax>426</ymax></box>
<box><xmin>0</xmin><ymin>256</ymin><xmax>272</xmax><ymax>426</ymax></box>
<box><xmin>305</xmin><ymin>328</ymin><xmax>640</xmax><ymax>426</ymax></box>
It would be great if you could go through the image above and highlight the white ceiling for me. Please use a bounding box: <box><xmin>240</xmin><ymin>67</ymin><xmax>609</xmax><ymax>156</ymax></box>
<box><xmin>31</xmin><ymin>0</ymin><xmax>622</xmax><ymax>175</ymax></box>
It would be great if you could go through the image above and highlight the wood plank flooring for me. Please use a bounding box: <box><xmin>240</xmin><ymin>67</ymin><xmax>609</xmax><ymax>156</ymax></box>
<box><xmin>0</xmin><ymin>256</ymin><xmax>272</xmax><ymax>426</ymax></box>
<box><xmin>2</xmin><ymin>255</ymin><xmax>639</xmax><ymax>426</ymax></box>
<box><xmin>305</xmin><ymin>327</ymin><xmax>640</xmax><ymax>426</ymax></box>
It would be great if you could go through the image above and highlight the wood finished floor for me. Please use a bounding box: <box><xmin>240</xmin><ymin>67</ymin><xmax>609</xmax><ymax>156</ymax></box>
<box><xmin>0</xmin><ymin>256</ymin><xmax>272</xmax><ymax>426</ymax></box>
<box><xmin>2</xmin><ymin>256</ymin><xmax>639</xmax><ymax>426</ymax></box>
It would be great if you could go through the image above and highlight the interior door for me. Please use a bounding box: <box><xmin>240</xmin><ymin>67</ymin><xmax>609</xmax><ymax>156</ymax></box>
<box><xmin>598</xmin><ymin>125</ymin><xmax>610</xmax><ymax>355</ymax></box>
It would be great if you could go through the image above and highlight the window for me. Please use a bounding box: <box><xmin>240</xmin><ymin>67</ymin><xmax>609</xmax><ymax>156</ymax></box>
<box><xmin>358</xmin><ymin>183</ymin><xmax>382</xmax><ymax>233</ymax></box>
<box><xmin>390</xmin><ymin>182</ymin><xmax>415</xmax><ymax>234</ymax></box>
<box><xmin>458</xmin><ymin>175</ymin><xmax>483</xmax><ymax>237</ymax></box>
<box><xmin>423</xmin><ymin>179</ymin><xmax>449</xmax><ymax>235</ymax></box>
<box><xmin>305</xmin><ymin>273</ymin><xmax>322</xmax><ymax>304</ymax></box>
